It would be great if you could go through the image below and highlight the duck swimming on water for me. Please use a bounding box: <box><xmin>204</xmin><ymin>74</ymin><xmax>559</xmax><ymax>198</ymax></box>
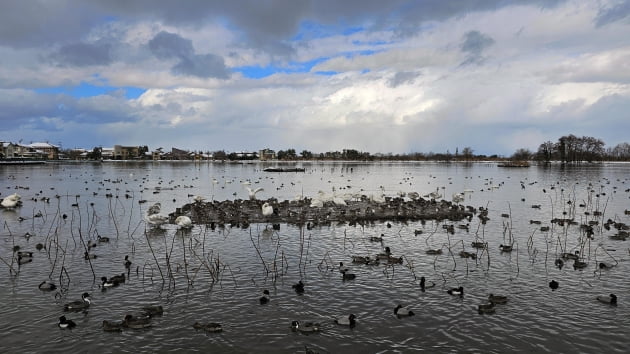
<box><xmin>64</xmin><ymin>292</ymin><xmax>91</xmax><ymax>311</ymax></box>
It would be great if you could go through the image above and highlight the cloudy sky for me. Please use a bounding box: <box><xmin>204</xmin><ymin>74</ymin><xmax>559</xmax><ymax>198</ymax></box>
<box><xmin>1</xmin><ymin>0</ymin><xmax>629</xmax><ymax>155</ymax></box>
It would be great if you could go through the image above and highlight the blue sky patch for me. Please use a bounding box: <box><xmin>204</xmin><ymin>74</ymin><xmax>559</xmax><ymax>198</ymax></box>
<box><xmin>35</xmin><ymin>82</ymin><xmax>146</xmax><ymax>99</ymax></box>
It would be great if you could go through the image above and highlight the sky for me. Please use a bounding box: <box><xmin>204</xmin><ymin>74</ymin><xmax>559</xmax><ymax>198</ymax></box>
<box><xmin>1</xmin><ymin>0</ymin><xmax>630</xmax><ymax>156</ymax></box>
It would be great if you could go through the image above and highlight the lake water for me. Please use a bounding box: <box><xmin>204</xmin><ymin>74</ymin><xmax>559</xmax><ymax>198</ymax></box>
<box><xmin>1</xmin><ymin>161</ymin><xmax>629</xmax><ymax>353</ymax></box>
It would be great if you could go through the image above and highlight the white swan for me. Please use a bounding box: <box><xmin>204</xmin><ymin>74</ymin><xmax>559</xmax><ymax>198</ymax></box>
<box><xmin>146</xmin><ymin>213</ymin><xmax>168</xmax><ymax>228</ymax></box>
<box><xmin>261</xmin><ymin>202</ymin><xmax>274</xmax><ymax>216</ymax></box>
<box><xmin>175</xmin><ymin>216</ymin><xmax>193</xmax><ymax>229</ymax></box>
<box><xmin>1</xmin><ymin>193</ymin><xmax>21</xmax><ymax>209</ymax></box>
<box><xmin>246</xmin><ymin>187</ymin><xmax>264</xmax><ymax>200</ymax></box>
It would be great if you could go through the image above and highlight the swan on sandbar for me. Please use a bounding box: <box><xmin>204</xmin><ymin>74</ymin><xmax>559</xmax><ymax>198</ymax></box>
<box><xmin>262</xmin><ymin>202</ymin><xmax>274</xmax><ymax>216</ymax></box>
<box><xmin>175</xmin><ymin>216</ymin><xmax>193</xmax><ymax>229</ymax></box>
<box><xmin>246</xmin><ymin>187</ymin><xmax>264</xmax><ymax>200</ymax></box>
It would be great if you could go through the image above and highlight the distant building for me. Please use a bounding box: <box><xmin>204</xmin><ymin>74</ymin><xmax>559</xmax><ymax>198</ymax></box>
<box><xmin>101</xmin><ymin>147</ymin><xmax>115</xmax><ymax>159</ymax></box>
<box><xmin>28</xmin><ymin>142</ymin><xmax>59</xmax><ymax>159</ymax></box>
<box><xmin>114</xmin><ymin>145</ymin><xmax>141</xmax><ymax>160</ymax></box>
<box><xmin>0</xmin><ymin>141</ymin><xmax>17</xmax><ymax>159</ymax></box>
<box><xmin>259</xmin><ymin>148</ymin><xmax>276</xmax><ymax>161</ymax></box>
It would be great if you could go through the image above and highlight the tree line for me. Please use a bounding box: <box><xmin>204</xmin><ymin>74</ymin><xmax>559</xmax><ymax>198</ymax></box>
<box><xmin>56</xmin><ymin>134</ymin><xmax>630</xmax><ymax>162</ymax></box>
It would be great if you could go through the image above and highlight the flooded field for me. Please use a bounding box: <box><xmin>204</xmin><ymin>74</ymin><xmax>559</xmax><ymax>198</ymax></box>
<box><xmin>1</xmin><ymin>161</ymin><xmax>629</xmax><ymax>353</ymax></box>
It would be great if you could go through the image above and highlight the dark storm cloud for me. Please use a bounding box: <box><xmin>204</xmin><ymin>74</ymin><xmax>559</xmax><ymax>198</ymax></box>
<box><xmin>172</xmin><ymin>54</ymin><xmax>231</xmax><ymax>79</ymax></box>
<box><xmin>0</xmin><ymin>0</ymin><xmax>567</xmax><ymax>54</ymax></box>
<box><xmin>388</xmin><ymin>71</ymin><xmax>421</xmax><ymax>87</ymax></box>
<box><xmin>594</xmin><ymin>0</ymin><xmax>630</xmax><ymax>27</ymax></box>
<box><xmin>460</xmin><ymin>30</ymin><xmax>495</xmax><ymax>66</ymax></box>
<box><xmin>49</xmin><ymin>41</ymin><xmax>113</xmax><ymax>67</ymax></box>
<box><xmin>148</xmin><ymin>31</ymin><xmax>194</xmax><ymax>59</ymax></box>
<box><xmin>147</xmin><ymin>31</ymin><xmax>231</xmax><ymax>79</ymax></box>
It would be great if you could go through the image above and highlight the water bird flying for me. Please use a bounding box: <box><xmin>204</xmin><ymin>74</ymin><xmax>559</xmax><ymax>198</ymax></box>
<box><xmin>334</xmin><ymin>314</ymin><xmax>356</xmax><ymax>327</ymax></box>
<box><xmin>58</xmin><ymin>316</ymin><xmax>76</xmax><ymax>329</ymax></box>
<box><xmin>394</xmin><ymin>304</ymin><xmax>415</xmax><ymax>317</ymax></box>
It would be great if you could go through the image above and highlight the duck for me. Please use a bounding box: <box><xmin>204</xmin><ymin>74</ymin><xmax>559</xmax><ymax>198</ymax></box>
<box><xmin>426</xmin><ymin>249</ymin><xmax>443</xmax><ymax>255</ymax></box>
<box><xmin>110</xmin><ymin>273</ymin><xmax>126</xmax><ymax>284</ymax></box>
<box><xmin>101</xmin><ymin>276</ymin><xmax>119</xmax><ymax>288</ymax></box>
<box><xmin>142</xmin><ymin>305</ymin><xmax>164</xmax><ymax>316</ymax></box>
<box><xmin>124</xmin><ymin>255</ymin><xmax>132</xmax><ymax>269</ymax></box>
<box><xmin>447</xmin><ymin>286</ymin><xmax>464</xmax><ymax>296</ymax></box>
<box><xmin>341</xmin><ymin>269</ymin><xmax>356</xmax><ymax>281</ymax></box>
<box><xmin>599</xmin><ymin>262</ymin><xmax>614</xmax><ymax>270</ymax></box>
<box><xmin>193</xmin><ymin>322</ymin><xmax>223</xmax><ymax>332</ymax></box>
<box><xmin>175</xmin><ymin>215</ymin><xmax>193</xmax><ymax>229</ymax></box>
<box><xmin>573</xmin><ymin>259</ymin><xmax>588</xmax><ymax>269</ymax></box>
<box><xmin>488</xmin><ymin>294</ymin><xmax>508</xmax><ymax>304</ymax></box>
<box><xmin>102</xmin><ymin>320</ymin><xmax>123</xmax><ymax>332</ymax></box>
<box><xmin>58</xmin><ymin>316</ymin><xmax>76</xmax><ymax>329</ymax></box>
<box><xmin>338</xmin><ymin>262</ymin><xmax>349</xmax><ymax>273</ymax></box>
<box><xmin>291</xmin><ymin>321</ymin><xmax>320</xmax><ymax>333</ymax></box>
<box><xmin>259</xmin><ymin>290</ymin><xmax>270</xmax><ymax>305</ymax></box>
<box><xmin>64</xmin><ymin>292</ymin><xmax>91</xmax><ymax>311</ymax></box>
<box><xmin>292</xmin><ymin>281</ymin><xmax>305</xmax><ymax>294</ymax></box>
<box><xmin>123</xmin><ymin>314</ymin><xmax>152</xmax><ymax>329</ymax></box>
<box><xmin>596</xmin><ymin>293</ymin><xmax>617</xmax><ymax>305</ymax></box>
<box><xmin>334</xmin><ymin>314</ymin><xmax>356</xmax><ymax>327</ymax></box>
<box><xmin>377</xmin><ymin>247</ymin><xmax>392</xmax><ymax>259</ymax></box>
<box><xmin>84</xmin><ymin>251</ymin><xmax>97</xmax><ymax>260</ymax></box>
<box><xmin>499</xmin><ymin>244</ymin><xmax>513</xmax><ymax>252</ymax></box>
<box><xmin>97</xmin><ymin>235</ymin><xmax>110</xmax><ymax>243</ymax></box>
<box><xmin>394</xmin><ymin>304</ymin><xmax>415</xmax><ymax>317</ymax></box>
<box><xmin>369</xmin><ymin>234</ymin><xmax>384</xmax><ymax>242</ymax></box>
<box><xmin>39</xmin><ymin>280</ymin><xmax>57</xmax><ymax>291</ymax></box>
<box><xmin>478</xmin><ymin>302</ymin><xmax>496</xmax><ymax>314</ymax></box>
<box><xmin>419</xmin><ymin>276</ymin><xmax>436</xmax><ymax>292</ymax></box>
<box><xmin>554</xmin><ymin>259</ymin><xmax>564</xmax><ymax>269</ymax></box>
<box><xmin>87</xmin><ymin>240</ymin><xmax>97</xmax><ymax>249</ymax></box>
<box><xmin>549</xmin><ymin>280</ymin><xmax>559</xmax><ymax>291</ymax></box>
<box><xmin>561</xmin><ymin>251</ymin><xmax>579</xmax><ymax>260</ymax></box>
<box><xmin>17</xmin><ymin>254</ymin><xmax>33</xmax><ymax>265</ymax></box>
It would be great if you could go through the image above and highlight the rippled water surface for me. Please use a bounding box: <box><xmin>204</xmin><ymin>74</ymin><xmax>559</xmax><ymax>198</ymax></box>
<box><xmin>1</xmin><ymin>161</ymin><xmax>630</xmax><ymax>353</ymax></box>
